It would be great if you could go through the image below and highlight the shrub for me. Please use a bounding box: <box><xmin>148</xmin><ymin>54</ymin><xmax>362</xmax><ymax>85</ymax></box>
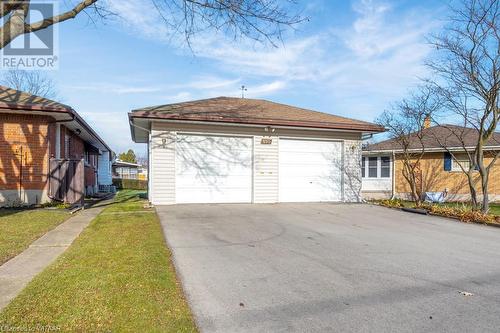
<box><xmin>40</xmin><ymin>201</ymin><xmax>71</xmax><ymax>209</ymax></box>
<box><xmin>113</xmin><ymin>178</ymin><xmax>148</xmax><ymax>190</ymax></box>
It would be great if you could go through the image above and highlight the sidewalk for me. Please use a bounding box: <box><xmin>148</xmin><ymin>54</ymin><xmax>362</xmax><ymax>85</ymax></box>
<box><xmin>0</xmin><ymin>199</ymin><xmax>111</xmax><ymax>311</ymax></box>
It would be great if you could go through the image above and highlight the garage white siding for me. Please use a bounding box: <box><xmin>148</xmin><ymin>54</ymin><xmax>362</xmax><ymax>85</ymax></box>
<box><xmin>279</xmin><ymin>139</ymin><xmax>343</xmax><ymax>202</ymax></box>
<box><xmin>150</xmin><ymin>129</ymin><xmax>176</xmax><ymax>205</ymax></box>
<box><xmin>175</xmin><ymin>134</ymin><xmax>253</xmax><ymax>203</ymax></box>
<box><xmin>148</xmin><ymin>122</ymin><xmax>364</xmax><ymax>204</ymax></box>
<box><xmin>343</xmin><ymin>140</ymin><xmax>363</xmax><ymax>202</ymax></box>
<box><xmin>253</xmin><ymin>136</ymin><xmax>279</xmax><ymax>203</ymax></box>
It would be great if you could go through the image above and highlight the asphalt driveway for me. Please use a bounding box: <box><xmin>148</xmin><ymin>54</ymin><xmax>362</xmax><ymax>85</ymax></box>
<box><xmin>157</xmin><ymin>203</ymin><xmax>500</xmax><ymax>333</ymax></box>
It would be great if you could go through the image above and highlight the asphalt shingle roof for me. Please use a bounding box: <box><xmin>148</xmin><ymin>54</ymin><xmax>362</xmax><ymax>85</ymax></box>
<box><xmin>130</xmin><ymin>96</ymin><xmax>384</xmax><ymax>132</ymax></box>
<box><xmin>364</xmin><ymin>125</ymin><xmax>500</xmax><ymax>151</ymax></box>
<box><xmin>0</xmin><ymin>85</ymin><xmax>71</xmax><ymax>111</ymax></box>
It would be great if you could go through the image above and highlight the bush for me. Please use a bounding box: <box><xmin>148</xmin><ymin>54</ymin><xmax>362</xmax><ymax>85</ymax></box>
<box><xmin>113</xmin><ymin>178</ymin><xmax>148</xmax><ymax>190</ymax></box>
<box><xmin>40</xmin><ymin>201</ymin><xmax>71</xmax><ymax>209</ymax></box>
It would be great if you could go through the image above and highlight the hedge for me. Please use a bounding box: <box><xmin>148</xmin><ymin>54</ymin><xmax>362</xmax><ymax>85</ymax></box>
<box><xmin>113</xmin><ymin>178</ymin><xmax>148</xmax><ymax>190</ymax></box>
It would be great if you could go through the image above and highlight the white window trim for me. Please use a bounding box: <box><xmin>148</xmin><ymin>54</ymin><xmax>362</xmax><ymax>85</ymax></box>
<box><xmin>362</xmin><ymin>156</ymin><xmax>392</xmax><ymax>179</ymax></box>
<box><xmin>451</xmin><ymin>156</ymin><xmax>473</xmax><ymax>172</ymax></box>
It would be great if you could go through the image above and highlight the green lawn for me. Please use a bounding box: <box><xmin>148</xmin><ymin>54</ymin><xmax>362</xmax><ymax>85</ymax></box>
<box><xmin>0</xmin><ymin>190</ymin><xmax>197</xmax><ymax>332</ymax></box>
<box><xmin>0</xmin><ymin>209</ymin><xmax>70</xmax><ymax>265</ymax></box>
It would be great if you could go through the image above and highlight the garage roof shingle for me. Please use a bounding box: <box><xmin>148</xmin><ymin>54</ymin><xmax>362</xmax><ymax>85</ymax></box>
<box><xmin>130</xmin><ymin>97</ymin><xmax>384</xmax><ymax>132</ymax></box>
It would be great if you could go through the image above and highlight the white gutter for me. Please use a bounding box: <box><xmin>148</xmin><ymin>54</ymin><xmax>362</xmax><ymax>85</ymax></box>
<box><xmin>130</xmin><ymin>117</ymin><xmax>383</xmax><ymax>135</ymax></box>
<box><xmin>364</xmin><ymin>146</ymin><xmax>500</xmax><ymax>154</ymax></box>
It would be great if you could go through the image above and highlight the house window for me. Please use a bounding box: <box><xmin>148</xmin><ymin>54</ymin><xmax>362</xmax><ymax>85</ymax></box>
<box><xmin>362</xmin><ymin>156</ymin><xmax>391</xmax><ymax>178</ymax></box>
<box><xmin>380</xmin><ymin>156</ymin><xmax>390</xmax><ymax>178</ymax></box>
<box><xmin>361</xmin><ymin>157</ymin><xmax>366</xmax><ymax>178</ymax></box>
<box><xmin>368</xmin><ymin>157</ymin><xmax>378</xmax><ymax>178</ymax></box>
<box><xmin>451</xmin><ymin>155</ymin><xmax>472</xmax><ymax>172</ymax></box>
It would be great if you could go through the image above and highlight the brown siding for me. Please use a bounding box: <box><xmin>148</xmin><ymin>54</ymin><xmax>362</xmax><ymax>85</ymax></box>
<box><xmin>84</xmin><ymin>165</ymin><xmax>96</xmax><ymax>187</ymax></box>
<box><xmin>60</xmin><ymin>125</ymin><xmax>85</xmax><ymax>159</ymax></box>
<box><xmin>0</xmin><ymin>114</ymin><xmax>51</xmax><ymax>191</ymax></box>
<box><xmin>395</xmin><ymin>152</ymin><xmax>500</xmax><ymax>197</ymax></box>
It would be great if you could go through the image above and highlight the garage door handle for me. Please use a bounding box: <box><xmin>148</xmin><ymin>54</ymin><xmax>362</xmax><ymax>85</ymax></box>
<box><xmin>309</xmin><ymin>181</ymin><xmax>313</xmax><ymax>184</ymax></box>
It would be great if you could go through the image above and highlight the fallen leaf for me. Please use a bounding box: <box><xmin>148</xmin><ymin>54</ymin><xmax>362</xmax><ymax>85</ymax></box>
<box><xmin>459</xmin><ymin>291</ymin><xmax>474</xmax><ymax>296</ymax></box>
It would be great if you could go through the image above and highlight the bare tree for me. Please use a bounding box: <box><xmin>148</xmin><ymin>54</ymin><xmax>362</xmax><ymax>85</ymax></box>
<box><xmin>426</xmin><ymin>122</ymin><xmax>500</xmax><ymax>210</ymax></box>
<box><xmin>427</xmin><ymin>0</ymin><xmax>500</xmax><ymax>213</ymax></box>
<box><xmin>376</xmin><ymin>86</ymin><xmax>441</xmax><ymax>206</ymax></box>
<box><xmin>1</xmin><ymin>69</ymin><xmax>57</xmax><ymax>99</ymax></box>
<box><xmin>0</xmin><ymin>0</ymin><xmax>305</xmax><ymax>49</ymax></box>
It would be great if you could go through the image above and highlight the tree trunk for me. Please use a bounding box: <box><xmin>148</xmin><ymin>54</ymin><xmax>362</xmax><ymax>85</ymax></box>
<box><xmin>403</xmin><ymin>161</ymin><xmax>421</xmax><ymax>206</ymax></box>
<box><xmin>466</xmin><ymin>174</ymin><xmax>479</xmax><ymax>210</ymax></box>
<box><xmin>481</xmin><ymin>172</ymin><xmax>489</xmax><ymax>213</ymax></box>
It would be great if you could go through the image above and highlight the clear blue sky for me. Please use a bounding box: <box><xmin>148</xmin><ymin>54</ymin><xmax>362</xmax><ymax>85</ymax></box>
<box><xmin>46</xmin><ymin>0</ymin><xmax>449</xmax><ymax>157</ymax></box>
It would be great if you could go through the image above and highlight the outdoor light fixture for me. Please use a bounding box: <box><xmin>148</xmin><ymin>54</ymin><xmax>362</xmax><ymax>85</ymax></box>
<box><xmin>264</xmin><ymin>126</ymin><xmax>275</xmax><ymax>133</ymax></box>
<box><xmin>75</xmin><ymin>129</ymin><xmax>81</xmax><ymax>135</ymax></box>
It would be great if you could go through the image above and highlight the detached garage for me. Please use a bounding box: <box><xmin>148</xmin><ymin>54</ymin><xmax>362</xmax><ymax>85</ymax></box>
<box><xmin>129</xmin><ymin>97</ymin><xmax>384</xmax><ymax>205</ymax></box>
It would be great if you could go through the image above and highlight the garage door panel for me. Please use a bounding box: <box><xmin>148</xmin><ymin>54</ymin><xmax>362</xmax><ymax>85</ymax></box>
<box><xmin>175</xmin><ymin>134</ymin><xmax>252</xmax><ymax>203</ymax></box>
<box><xmin>175</xmin><ymin>187</ymin><xmax>250</xmax><ymax>203</ymax></box>
<box><xmin>279</xmin><ymin>139</ymin><xmax>342</xmax><ymax>202</ymax></box>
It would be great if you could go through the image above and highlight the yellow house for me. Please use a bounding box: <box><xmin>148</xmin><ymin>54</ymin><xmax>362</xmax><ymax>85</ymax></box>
<box><xmin>361</xmin><ymin>125</ymin><xmax>500</xmax><ymax>202</ymax></box>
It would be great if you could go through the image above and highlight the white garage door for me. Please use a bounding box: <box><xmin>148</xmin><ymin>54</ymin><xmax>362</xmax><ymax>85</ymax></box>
<box><xmin>279</xmin><ymin>139</ymin><xmax>343</xmax><ymax>202</ymax></box>
<box><xmin>175</xmin><ymin>134</ymin><xmax>252</xmax><ymax>203</ymax></box>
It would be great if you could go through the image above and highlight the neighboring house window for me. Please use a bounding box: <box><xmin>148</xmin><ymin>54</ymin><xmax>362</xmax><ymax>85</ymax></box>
<box><xmin>380</xmin><ymin>156</ymin><xmax>390</xmax><ymax>178</ymax></box>
<box><xmin>368</xmin><ymin>157</ymin><xmax>378</xmax><ymax>178</ymax></box>
<box><xmin>362</xmin><ymin>156</ymin><xmax>391</xmax><ymax>178</ymax></box>
<box><xmin>451</xmin><ymin>154</ymin><xmax>472</xmax><ymax>172</ymax></box>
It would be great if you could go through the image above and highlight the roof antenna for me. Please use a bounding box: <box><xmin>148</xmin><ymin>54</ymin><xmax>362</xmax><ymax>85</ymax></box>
<box><xmin>240</xmin><ymin>85</ymin><xmax>247</xmax><ymax>98</ymax></box>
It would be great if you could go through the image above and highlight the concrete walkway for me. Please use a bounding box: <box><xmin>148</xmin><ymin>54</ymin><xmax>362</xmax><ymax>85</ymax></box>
<box><xmin>0</xmin><ymin>200</ymin><xmax>110</xmax><ymax>311</ymax></box>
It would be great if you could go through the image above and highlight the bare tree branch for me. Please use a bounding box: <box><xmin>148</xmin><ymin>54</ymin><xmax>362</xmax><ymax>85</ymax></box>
<box><xmin>1</xmin><ymin>69</ymin><xmax>58</xmax><ymax>99</ymax></box>
<box><xmin>26</xmin><ymin>0</ymin><xmax>98</xmax><ymax>33</ymax></box>
<box><xmin>0</xmin><ymin>0</ymin><xmax>305</xmax><ymax>50</ymax></box>
<box><xmin>427</xmin><ymin>0</ymin><xmax>500</xmax><ymax>213</ymax></box>
<box><xmin>375</xmin><ymin>85</ymin><xmax>441</xmax><ymax>206</ymax></box>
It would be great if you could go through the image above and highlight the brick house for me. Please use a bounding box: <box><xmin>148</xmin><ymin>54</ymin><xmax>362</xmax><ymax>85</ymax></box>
<box><xmin>361</xmin><ymin>124</ymin><xmax>500</xmax><ymax>202</ymax></box>
<box><xmin>0</xmin><ymin>86</ymin><xmax>114</xmax><ymax>207</ymax></box>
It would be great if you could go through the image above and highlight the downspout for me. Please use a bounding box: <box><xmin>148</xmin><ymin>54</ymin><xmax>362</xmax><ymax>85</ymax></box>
<box><xmin>391</xmin><ymin>150</ymin><xmax>396</xmax><ymax>199</ymax></box>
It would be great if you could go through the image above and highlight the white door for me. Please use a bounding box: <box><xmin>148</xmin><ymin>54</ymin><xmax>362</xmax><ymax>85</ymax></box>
<box><xmin>175</xmin><ymin>134</ymin><xmax>252</xmax><ymax>203</ymax></box>
<box><xmin>279</xmin><ymin>139</ymin><xmax>343</xmax><ymax>202</ymax></box>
